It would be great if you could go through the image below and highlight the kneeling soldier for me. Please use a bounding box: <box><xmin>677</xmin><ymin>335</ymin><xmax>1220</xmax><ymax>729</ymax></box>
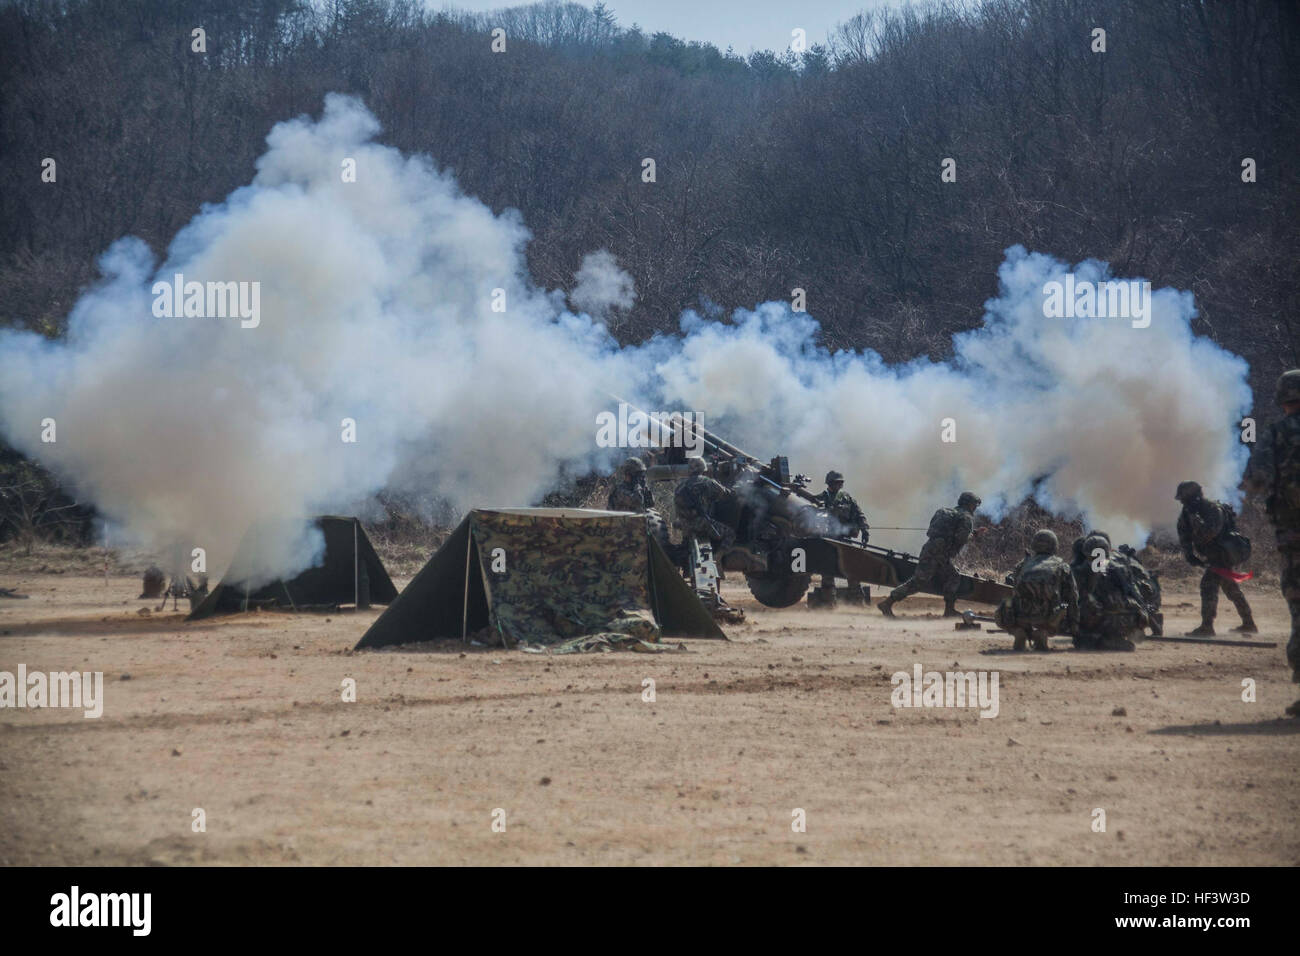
<box><xmin>996</xmin><ymin>530</ymin><xmax>1078</xmax><ymax>652</ymax></box>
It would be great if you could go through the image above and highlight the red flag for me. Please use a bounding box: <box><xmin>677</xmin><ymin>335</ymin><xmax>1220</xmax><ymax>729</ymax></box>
<box><xmin>1211</xmin><ymin>567</ymin><xmax>1253</xmax><ymax>583</ymax></box>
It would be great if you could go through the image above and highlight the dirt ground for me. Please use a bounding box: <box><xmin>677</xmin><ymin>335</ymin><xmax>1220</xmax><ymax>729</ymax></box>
<box><xmin>1</xmin><ymin>569</ymin><xmax>1297</xmax><ymax>866</ymax></box>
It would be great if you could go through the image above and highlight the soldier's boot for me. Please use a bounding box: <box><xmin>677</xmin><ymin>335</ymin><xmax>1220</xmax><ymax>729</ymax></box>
<box><xmin>1284</xmin><ymin>658</ymin><xmax>1300</xmax><ymax>715</ymax></box>
<box><xmin>1030</xmin><ymin>628</ymin><xmax>1051</xmax><ymax>652</ymax></box>
<box><xmin>942</xmin><ymin>596</ymin><xmax>960</xmax><ymax>618</ymax></box>
<box><xmin>1011</xmin><ymin>628</ymin><xmax>1027</xmax><ymax>652</ymax></box>
<box><xmin>1149</xmin><ymin>611</ymin><xmax>1164</xmax><ymax>636</ymax></box>
<box><xmin>1098</xmin><ymin>634</ymin><xmax>1136</xmax><ymax>652</ymax></box>
<box><xmin>1186</xmin><ymin>611</ymin><xmax>1215</xmax><ymax>637</ymax></box>
<box><xmin>1228</xmin><ymin>599</ymin><xmax>1257</xmax><ymax>633</ymax></box>
<box><xmin>877</xmin><ymin>598</ymin><xmax>897</xmax><ymax>618</ymax></box>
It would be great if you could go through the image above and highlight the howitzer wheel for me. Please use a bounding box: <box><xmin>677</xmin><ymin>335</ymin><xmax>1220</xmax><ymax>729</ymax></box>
<box><xmin>745</xmin><ymin>572</ymin><xmax>812</xmax><ymax>608</ymax></box>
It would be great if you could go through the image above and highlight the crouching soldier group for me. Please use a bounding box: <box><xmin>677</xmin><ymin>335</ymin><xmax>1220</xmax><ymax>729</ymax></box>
<box><xmin>996</xmin><ymin>528</ymin><xmax>1156</xmax><ymax>652</ymax></box>
<box><xmin>1069</xmin><ymin>533</ymin><xmax>1153</xmax><ymax>651</ymax></box>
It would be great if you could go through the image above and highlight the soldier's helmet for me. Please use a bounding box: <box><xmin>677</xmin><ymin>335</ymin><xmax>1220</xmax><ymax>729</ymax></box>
<box><xmin>825</xmin><ymin>470</ymin><xmax>844</xmax><ymax>485</ymax></box>
<box><xmin>1174</xmin><ymin>480</ymin><xmax>1202</xmax><ymax>502</ymax></box>
<box><xmin>1275</xmin><ymin>369</ymin><xmax>1300</xmax><ymax>407</ymax></box>
<box><xmin>1031</xmin><ymin>529</ymin><xmax>1058</xmax><ymax>555</ymax></box>
<box><xmin>957</xmin><ymin>491</ymin><xmax>981</xmax><ymax>511</ymax></box>
<box><xmin>687</xmin><ymin>456</ymin><xmax>707</xmax><ymax>475</ymax></box>
<box><xmin>621</xmin><ymin>457</ymin><xmax>646</xmax><ymax>477</ymax></box>
<box><xmin>1083</xmin><ymin>533</ymin><xmax>1111</xmax><ymax>557</ymax></box>
<box><xmin>1086</xmin><ymin>529</ymin><xmax>1111</xmax><ymax>543</ymax></box>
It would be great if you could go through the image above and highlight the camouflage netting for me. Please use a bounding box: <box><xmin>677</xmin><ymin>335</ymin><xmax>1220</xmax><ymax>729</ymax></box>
<box><xmin>355</xmin><ymin>508</ymin><xmax>724</xmax><ymax>651</ymax></box>
<box><xmin>469</xmin><ymin>509</ymin><xmax>660</xmax><ymax>648</ymax></box>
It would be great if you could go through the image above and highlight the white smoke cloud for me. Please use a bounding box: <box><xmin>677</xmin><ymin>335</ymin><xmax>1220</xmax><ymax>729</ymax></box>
<box><xmin>0</xmin><ymin>95</ymin><xmax>1252</xmax><ymax>582</ymax></box>
<box><xmin>0</xmin><ymin>95</ymin><xmax>642</xmax><ymax>581</ymax></box>
<box><xmin>569</xmin><ymin>250</ymin><xmax>636</xmax><ymax>321</ymax></box>
<box><xmin>656</xmin><ymin>250</ymin><xmax>1252</xmax><ymax>546</ymax></box>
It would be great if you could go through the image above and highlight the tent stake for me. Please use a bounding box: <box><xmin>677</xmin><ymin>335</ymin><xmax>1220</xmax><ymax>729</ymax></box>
<box><xmin>281</xmin><ymin>580</ymin><xmax>298</xmax><ymax>613</ymax></box>
<box><xmin>461</xmin><ymin>528</ymin><xmax>472</xmax><ymax>643</ymax></box>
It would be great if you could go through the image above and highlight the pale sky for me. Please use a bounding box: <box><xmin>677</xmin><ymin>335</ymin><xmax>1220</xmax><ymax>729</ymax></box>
<box><xmin>439</xmin><ymin>0</ymin><xmax>890</xmax><ymax>55</ymax></box>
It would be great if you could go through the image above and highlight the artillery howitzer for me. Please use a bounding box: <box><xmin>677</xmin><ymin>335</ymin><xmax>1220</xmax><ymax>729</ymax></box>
<box><xmin>626</xmin><ymin>403</ymin><xmax>1011</xmax><ymax>609</ymax></box>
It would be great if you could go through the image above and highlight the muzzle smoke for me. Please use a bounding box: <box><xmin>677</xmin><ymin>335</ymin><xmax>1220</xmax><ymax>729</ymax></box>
<box><xmin>0</xmin><ymin>96</ymin><xmax>1251</xmax><ymax>579</ymax></box>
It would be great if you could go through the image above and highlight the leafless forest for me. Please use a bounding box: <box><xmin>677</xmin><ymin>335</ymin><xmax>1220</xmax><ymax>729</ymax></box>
<box><xmin>1</xmin><ymin>0</ymin><xmax>1296</xmax><ymax>543</ymax></box>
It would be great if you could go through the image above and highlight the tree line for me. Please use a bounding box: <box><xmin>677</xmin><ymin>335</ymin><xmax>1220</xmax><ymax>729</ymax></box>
<box><xmin>0</xmin><ymin>0</ymin><xmax>1296</xmax><ymax>542</ymax></box>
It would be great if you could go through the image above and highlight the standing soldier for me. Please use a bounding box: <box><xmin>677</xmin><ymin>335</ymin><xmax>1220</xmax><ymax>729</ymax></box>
<box><xmin>812</xmin><ymin>470</ymin><xmax>870</xmax><ymax>607</ymax></box>
<box><xmin>1175</xmin><ymin>481</ymin><xmax>1256</xmax><ymax>635</ymax></box>
<box><xmin>607</xmin><ymin>457</ymin><xmax>653</xmax><ymax>513</ymax></box>
<box><xmin>673</xmin><ymin>456</ymin><xmax>737</xmax><ymax>554</ymax></box>
<box><xmin>816</xmin><ymin>471</ymin><xmax>869</xmax><ymax>541</ymax></box>
<box><xmin>1243</xmin><ymin>368</ymin><xmax>1300</xmax><ymax>717</ymax></box>
<box><xmin>878</xmin><ymin>491</ymin><xmax>981</xmax><ymax>618</ymax></box>
<box><xmin>996</xmin><ymin>529</ymin><xmax>1078</xmax><ymax>651</ymax></box>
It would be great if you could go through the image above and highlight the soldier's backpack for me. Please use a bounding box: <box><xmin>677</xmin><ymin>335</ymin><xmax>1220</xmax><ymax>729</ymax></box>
<box><xmin>1217</xmin><ymin>504</ymin><xmax>1252</xmax><ymax>567</ymax></box>
<box><xmin>1014</xmin><ymin>555</ymin><xmax>1066</xmax><ymax>622</ymax></box>
<box><xmin>1115</xmin><ymin>547</ymin><xmax>1162</xmax><ymax>612</ymax></box>
<box><xmin>926</xmin><ymin>507</ymin><xmax>964</xmax><ymax>543</ymax></box>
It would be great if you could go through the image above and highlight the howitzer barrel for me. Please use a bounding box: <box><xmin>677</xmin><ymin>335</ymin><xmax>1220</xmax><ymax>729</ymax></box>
<box><xmin>603</xmin><ymin>394</ymin><xmax>1014</xmax><ymax>608</ymax></box>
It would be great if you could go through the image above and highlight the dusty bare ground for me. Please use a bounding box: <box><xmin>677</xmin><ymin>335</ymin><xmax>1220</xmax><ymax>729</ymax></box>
<box><xmin>1</xmin><ymin>569</ymin><xmax>1297</xmax><ymax>866</ymax></box>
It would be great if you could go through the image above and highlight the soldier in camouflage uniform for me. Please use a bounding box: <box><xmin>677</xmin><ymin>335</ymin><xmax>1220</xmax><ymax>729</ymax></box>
<box><xmin>811</xmin><ymin>470</ymin><xmax>870</xmax><ymax>607</ymax></box>
<box><xmin>673</xmin><ymin>456</ymin><xmax>737</xmax><ymax>554</ymax></box>
<box><xmin>816</xmin><ymin>471</ymin><xmax>869</xmax><ymax>541</ymax></box>
<box><xmin>609</xmin><ymin>455</ymin><xmax>672</xmax><ymax>552</ymax></box>
<box><xmin>996</xmin><ymin>529</ymin><xmax>1078</xmax><ymax>651</ymax></box>
<box><xmin>1175</xmin><ymin>480</ymin><xmax>1256</xmax><ymax>635</ymax></box>
<box><xmin>1069</xmin><ymin>534</ymin><xmax>1088</xmax><ymax>574</ymax></box>
<box><xmin>1243</xmin><ymin>368</ymin><xmax>1300</xmax><ymax>717</ymax></box>
<box><xmin>1077</xmin><ymin>531</ymin><xmax>1164</xmax><ymax>635</ymax></box>
<box><xmin>1114</xmin><ymin>543</ymin><xmax>1163</xmax><ymax>636</ymax></box>
<box><xmin>1071</xmin><ymin>534</ymin><xmax>1146</xmax><ymax>651</ymax></box>
<box><xmin>607</xmin><ymin>457</ymin><xmax>653</xmax><ymax>513</ymax></box>
<box><xmin>878</xmin><ymin>491</ymin><xmax>981</xmax><ymax>618</ymax></box>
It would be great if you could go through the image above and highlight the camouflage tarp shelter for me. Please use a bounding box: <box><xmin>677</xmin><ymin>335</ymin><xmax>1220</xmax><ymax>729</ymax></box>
<box><xmin>355</xmin><ymin>508</ymin><xmax>725</xmax><ymax>650</ymax></box>
<box><xmin>189</xmin><ymin>516</ymin><xmax>397</xmax><ymax>620</ymax></box>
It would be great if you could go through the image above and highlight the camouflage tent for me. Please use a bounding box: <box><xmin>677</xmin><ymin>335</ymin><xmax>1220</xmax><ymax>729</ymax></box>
<box><xmin>355</xmin><ymin>508</ymin><xmax>725</xmax><ymax>650</ymax></box>
<box><xmin>189</xmin><ymin>516</ymin><xmax>397</xmax><ymax>620</ymax></box>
